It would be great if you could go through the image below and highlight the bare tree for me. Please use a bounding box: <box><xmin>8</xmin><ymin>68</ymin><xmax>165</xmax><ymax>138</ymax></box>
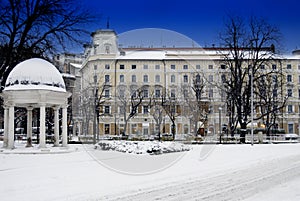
<box><xmin>0</xmin><ymin>0</ymin><xmax>96</xmax><ymax>90</ymax></box>
<box><xmin>220</xmin><ymin>15</ymin><xmax>283</xmax><ymax>143</ymax></box>
<box><xmin>161</xmin><ymin>88</ymin><xmax>180</xmax><ymax>140</ymax></box>
<box><xmin>149</xmin><ymin>90</ymin><xmax>165</xmax><ymax>141</ymax></box>
<box><xmin>256</xmin><ymin>67</ymin><xmax>287</xmax><ymax>137</ymax></box>
<box><xmin>80</xmin><ymin>75</ymin><xmax>107</xmax><ymax>142</ymax></box>
<box><xmin>182</xmin><ymin>73</ymin><xmax>209</xmax><ymax>136</ymax></box>
<box><xmin>117</xmin><ymin>85</ymin><xmax>145</xmax><ymax>136</ymax></box>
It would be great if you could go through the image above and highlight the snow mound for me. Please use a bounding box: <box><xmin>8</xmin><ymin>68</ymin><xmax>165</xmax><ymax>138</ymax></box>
<box><xmin>95</xmin><ymin>141</ymin><xmax>191</xmax><ymax>155</ymax></box>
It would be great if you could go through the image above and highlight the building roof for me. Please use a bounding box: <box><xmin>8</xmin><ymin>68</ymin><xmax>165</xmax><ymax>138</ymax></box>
<box><xmin>4</xmin><ymin>58</ymin><xmax>66</xmax><ymax>92</ymax></box>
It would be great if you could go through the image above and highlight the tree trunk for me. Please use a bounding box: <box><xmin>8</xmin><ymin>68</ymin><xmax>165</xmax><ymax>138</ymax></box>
<box><xmin>240</xmin><ymin>122</ymin><xmax>247</xmax><ymax>143</ymax></box>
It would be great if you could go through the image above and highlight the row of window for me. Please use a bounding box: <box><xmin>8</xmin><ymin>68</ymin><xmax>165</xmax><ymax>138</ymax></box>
<box><xmin>104</xmin><ymin>74</ymin><xmax>214</xmax><ymax>83</ymax></box>
<box><xmin>97</xmin><ymin>63</ymin><xmax>300</xmax><ymax>71</ymax></box>
<box><xmin>97</xmin><ymin>64</ymin><xmax>215</xmax><ymax>70</ymax></box>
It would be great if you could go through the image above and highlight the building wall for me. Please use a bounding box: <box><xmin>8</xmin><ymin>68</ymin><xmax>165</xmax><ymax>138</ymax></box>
<box><xmin>79</xmin><ymin>29</ymin><xmax>300</xmax><ymax>136</ymax></box>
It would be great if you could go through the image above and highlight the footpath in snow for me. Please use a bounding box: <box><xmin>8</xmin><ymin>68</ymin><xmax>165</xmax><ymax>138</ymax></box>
<box><xmin>0</xmin><ymin>142</ymin><xmax>300</xmax><ymax>201</ymax></box>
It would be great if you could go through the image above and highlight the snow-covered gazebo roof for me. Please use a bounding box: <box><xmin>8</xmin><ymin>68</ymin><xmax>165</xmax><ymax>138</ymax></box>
<box><xmin>5</xmin><ymin>58</ymin><xmax>66</xmax><ymax>92</ymax></box>
<box><xmin>1</xmin><ymin>58</ymin><xmax>71</xmax><ymax>108</ymax></box>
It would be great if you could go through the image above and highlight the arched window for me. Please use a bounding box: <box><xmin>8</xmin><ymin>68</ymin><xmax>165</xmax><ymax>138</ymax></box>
<box><xmin>171</xmin><ymin>75</ymin><xmax>175</xmax><ymax>83</ymax></box>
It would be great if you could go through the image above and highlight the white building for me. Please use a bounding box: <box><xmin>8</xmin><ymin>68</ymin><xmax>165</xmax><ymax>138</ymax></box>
<box><xmin>78</xmin><ymin>29</ymin><xmax>300</xmax><ymax>138</ymax></box>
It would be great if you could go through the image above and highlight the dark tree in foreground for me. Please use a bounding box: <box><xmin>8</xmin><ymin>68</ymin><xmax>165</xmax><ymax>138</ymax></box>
<box><xmin>220</xmin><ymin>15</ymin><xmax>284</xmax><ymax>143</ymax></box>
<box><xmin>0</xmin><ymin>0</ymin><xmax>95</xmax><ymax>90</ymax></box>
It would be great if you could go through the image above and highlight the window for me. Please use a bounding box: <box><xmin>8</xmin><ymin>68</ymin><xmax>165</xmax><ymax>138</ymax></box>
<box><xmin>143</xmin><ymin>64</ymin><xmax>148</xmax><ymax>69</ymax></box>
<box><xmin>288</xmin><ymin>123</ymin><xmax>294</xmax><ymax>133</ymax></box>
<box><xmin>155</xmin><ymin>89</ymin><xmax>161</xmax><ymax>98</ymax></box>
<box><xmin>298</xmin><ymin>65</ymin><xmax>300</xmax><ymax>70</ymax></box>
<box><xmin>220</xmin><ymin>64</ymin><xmax>226</xmax><ymax>69</ymax></box>
<box><xmin>105</xmin><ymin>45</ymin><xmax>110</xmax><ymax>54</ymax></box>
<box><xmin>171</xmin><ymin>64</ymin><xmax>176</xmax><ymax>70</ymax></box>
<box><xmin>104</xmin><ymin>89</ymin><xmax>110</xmax><ymax>98</ymax></box>
<box><xmin>94</xmin><ymin>65</ymin><xmax>97</xmax><ymax>70</ymax></box>
<box><xmin>298</xmin><ymin>89</ymin><xmax>300</xmax><ymax>99</ymax></box>
<box><xmin>183</xmin><ymin>89</ymin><xmax>188</xmax><ymax>98</ymax></box>
<box><xmin>105</xmin><ymin>75</ymin><xmax>110</xmax><ymax>83</ymax></box>
<box><xmin>209</xmin><ymin>75</ymin><xmax>213</xmax><ymax>82</ymax></box>
<box><xmin>209</xmin><ymin>89</ymin><xmax>213</xmax><ymax>98</ymax></box>
<box><xmin>104</xmin><ymin>124</ymin><xmax>110</xmax><ymax>134</ymax></box>
<box><xmin>143</xmin><ymin>75</ymin><xmax>148</xmax><ymax>83</ymax></box>
<box><xmin>171</xmin><ymin>75</ymin><xmax>176</xmax><ymax>83</ymax></box>
<box><xmin>131</xmin><ymin>91</ymin><xmax>137</xmax><ymax>98</ymax></box>
<box><xmin>272</xmin><ymin>64</ymin><xmax>277</xmax><ymax>70</ymax></box>
<box><xmin>132</xmin><ymin>65</ymin><xmax>136</xmax><ymax>69</ymax></box>
<box><xmin>171</xmin><ymin>105</ymin><xmax>176</xmax><ymax>113</ymax></box>
<box><xmin>132</xmin><ymin>75</ymin><xmax>136</xmax><ymax>82</ymax></box>
<box><xmin>183</xmin><ymin>64</ymin><xmax>188</xmax><ymax>69</ymax></box>
<box><xmin>273</xmin><ymin>89</ymin><xmax>278</xmax><ymax>98</ymax></box>
<box><xmin>273</xmin><ymin>75</ymin><xmax>278</xmax><ymax>84</ymax></box>
<box><xmin>221</xmin><ymin>74</ymin><xmax>226</xmax><ymax>83</ymax></box>
<box><xmin>143</xmin><ymin>106</ymin><xmax>149</xmax><ymax>114</ymax></box>
<box><xmin>119</xmin><ymin>106</ymin><xmax>126</xmax><ymax>114</ymax></box>
<box><xmin>171</xmin><ymin>89</ymin><xmax>176</xmax><ymax>98</ymax></box>
<box><xmin>288</xmin><ymin>89</ymin><xmax>293</xmax><ymax>97</ymax></box>
<box><xmin>208</xmin><ymin>65</ymin><xmax>213</xmax><ymax>69</ymax></box>
<box><xmin>260</xmin><ymin>65</ymin><xmax>265</xmax><ymax>70</ymax></box>
<box><xmin>298</xmin><ymin>75</ymin><xmax>300</xmax><ymax>83</ymax></box>
<box><xmin>287</xmin><ymin>75</ymin><xmax>292</xmax><ymax>82</ymax></box>
<box><xmin>288</xmin><ymin>105</ymin><xmax>293</xmax><ymax>113</ymax></box>
<box><xmin>120</xmin><ymin>74</ymin><xmax>124</xmax><ymax>83</ymax></box>
<box><xmin>195</xmin><ymin>74</ymin><xmax>201</xmax><ymax>83</ymax></box>
<box><xmin>287</xmin><ymin>64</ymin><xmax>292</xmax><ymax>69</ymax></box>
<box><xmin>183</xmin><ymin>75</ymin><xmax>188</xmax><ymax>83</ymax></box>
<box><xmin>104</xmin><ymin>106</ymin><xmax>110</xmax><ymax>114</ymax></box>
<box><xmin>196</xmin><ymin>65</ymin><xmax>200</xmax><ymax>69</ymax></box>
<box><xmin>119</xmin><ymin>89</ymin><xmax>125</xmax><ymax>98</ymax></box>
<box><xmin>120</xmin><ymin>64</ymin><xmax>125</xmax><ymax>69</ymax></box>
<box><xmin>143</xmin><ymin>89</ymin><xmax>149</xmax><ymax>98</ymax></box>
<box><xmin>155</xmin><ymin>65</ymin><xmax>160</xmax><ymax>70</ymax></box>
<box><xmin>155</xmin><ymin>75</ymin><xmax>160</xmax><ymax>83</ymax></box>
<box><xmin>105</xmin><ymin>64</ymin><xmax>110</xmax><ymax>69</ymax></box>
<box><xmin>143</xmin><ymin>127</ymin><xmax>149</xmax><ymax>135</ymax></box>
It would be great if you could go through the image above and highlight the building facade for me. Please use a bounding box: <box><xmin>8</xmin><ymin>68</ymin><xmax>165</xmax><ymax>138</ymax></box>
<box><xmin>78</xmin><ymin>29</ymin><xmax>300</xmax><ymax>138</ymax></box>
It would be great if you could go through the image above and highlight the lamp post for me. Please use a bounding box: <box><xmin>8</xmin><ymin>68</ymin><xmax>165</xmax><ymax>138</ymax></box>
<box><xmin>219</xmin><ymin>107</ymin><xmax>222</xmax><ymax>144</ymax></box>
<box><xmin>251</xmin><ymin>66</ymin><xmax>254</xmax><ymax>146</ymax></box>
<box><xmin>250</xmin><ymin>38</ymin><xmax>257</xmax><ymax>146</ymax></box>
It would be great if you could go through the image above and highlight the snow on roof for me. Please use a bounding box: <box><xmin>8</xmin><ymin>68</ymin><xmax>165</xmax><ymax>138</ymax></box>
<box><xmin>70</xmin><ymin>63</ymin><xmax>82</xmax><ymax>68</ymax></box>
<box><xmin>4</xmin><ymin>58</ymin><xmax>66</xmax><ymax>92</ymax></box>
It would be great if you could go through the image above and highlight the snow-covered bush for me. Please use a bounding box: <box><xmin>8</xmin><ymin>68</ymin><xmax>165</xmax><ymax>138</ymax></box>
<box><xmin>95</xmin><ymin>141</ymin><xmax>191</xmax><ymax>155</ymax></box>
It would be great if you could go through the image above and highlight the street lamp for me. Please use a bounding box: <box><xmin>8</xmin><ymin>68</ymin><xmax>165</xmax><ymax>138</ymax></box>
<box><xmin>219</xmin><ymin>107</ymin><xmax>222</xmax><ymax>144</ymax></box>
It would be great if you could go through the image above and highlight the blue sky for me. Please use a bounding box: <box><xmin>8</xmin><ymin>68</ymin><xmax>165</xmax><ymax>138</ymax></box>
<box><xmin>80</xmin><ymin>0</ymin><xmax>300</xmax><ymax>53</ymax></box>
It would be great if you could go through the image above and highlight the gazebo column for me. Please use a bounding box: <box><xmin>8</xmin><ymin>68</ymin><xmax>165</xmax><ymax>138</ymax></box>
<box><xmin>39</xmin><ymin>104</ymin><xmax>46</xmax><ymax>148</ymax></box>
<box><xmin>7</xmin><ymin>105</ymin><xmax>15</xmax><ymax>149</ymax></box>
<box><xmin>2</xmin><ymin>107</ymin><xmax>9</xmax><ymax>148</ymax></box>
<box><xmin>53</xmin><ymin>106</ymin><xmax>60</xmax><ymax>147</ymax></box>
<box><xmin>62</xmin><ymin>106</ymin><xmax>68</xmax><ymax>147</ymax></box>
<box><xmin>26</xmin><ymin>107</ymin><xmax>33</xmax><ymax>147</ymax></box>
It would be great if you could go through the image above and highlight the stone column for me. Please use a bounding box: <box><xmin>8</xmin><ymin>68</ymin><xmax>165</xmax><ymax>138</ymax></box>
<box><xmin>39</xmin><ymin>104</ymin><xmax>46</xmax><ymax>148</ymax></box>
<box><xmin>7</xmin><ymin>105</ymin><xmax>15</xmax><ymax>149</ymax></box>
<box><xmin>26</xmin><ymin>107</ymin><xmax>33</xmax><ymax>147</ymax></box>
<box><xmin>53</xmin><ymin>107</ymin><xmax>60</xmax><ymax>147</ymax></box>
<box><xmin>62</xmin><ymin>106</ymin><xmax>68</xmax><ymax>147</ymax></box>
<box><xmin>2</xmin><ymin>107</ymin><xmax>9</xmax><ymax>148</ymax></box>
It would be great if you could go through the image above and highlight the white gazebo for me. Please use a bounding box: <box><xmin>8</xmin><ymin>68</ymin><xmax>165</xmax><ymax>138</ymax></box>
<box><xmin>1</xmin><ymin>58</ymin><xmax>71</xmax><ymax>149</ymax></box>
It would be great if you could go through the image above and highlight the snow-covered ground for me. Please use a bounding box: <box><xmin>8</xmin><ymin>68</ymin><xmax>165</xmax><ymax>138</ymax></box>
<box><xmin>1</xmin><ymin>142</ymin><xmax>300</xmax><ymax>201</ymax></box>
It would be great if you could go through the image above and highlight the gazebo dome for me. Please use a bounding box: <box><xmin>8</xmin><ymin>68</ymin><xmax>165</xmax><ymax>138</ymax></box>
<box><xmin>4</xmin><ymin>58</ymin><xmax>66</xmax><ymax>92</ymax></box>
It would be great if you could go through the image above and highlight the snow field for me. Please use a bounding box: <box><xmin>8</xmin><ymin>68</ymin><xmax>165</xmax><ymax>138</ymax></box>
<box><xmin>1</xmin><ymin>142</ymin><xmax>300</xmax><ymax>201</ymax></box>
